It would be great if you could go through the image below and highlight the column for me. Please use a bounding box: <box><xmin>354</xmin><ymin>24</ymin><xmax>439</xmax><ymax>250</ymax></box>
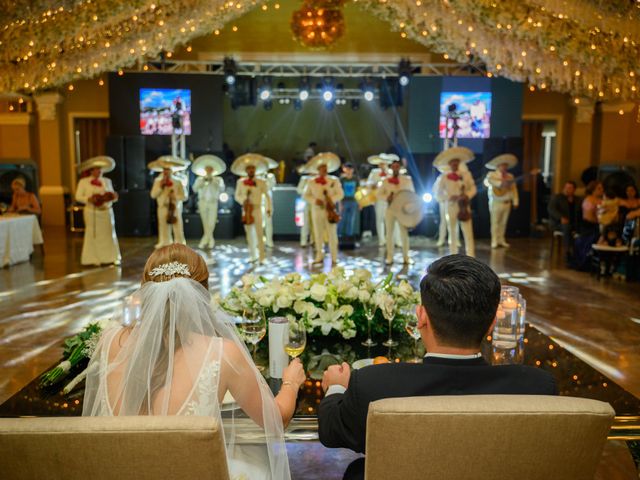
<box><xmin>34</xmin><ymin>93</ymin><xmax>66</xmax><ymax>226</ymax></box>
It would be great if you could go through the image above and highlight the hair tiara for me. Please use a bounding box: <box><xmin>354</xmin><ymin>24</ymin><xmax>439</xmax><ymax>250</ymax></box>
<box><xmin>149</xmin><ymin>261</ymin><xmax>191</xmax><ymax>278</ymax></box>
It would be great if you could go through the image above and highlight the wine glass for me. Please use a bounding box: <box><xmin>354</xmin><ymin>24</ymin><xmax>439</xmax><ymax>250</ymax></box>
<box><xmin>382</xmin><ymin>304</ymin><xmax>398</xmax><ymax>348</ymax></box>
<box><xmin>361</xmin><ymin>303</ymin><xmax>377</xmax><ymax>347</ymax></box>
<box><xmin>239</xmin><ymin>309</ymin><xmax>267</xmax><ymax>371</ymax></box>
<box><xmin>404</xmin><ymin>307</ymin><xmax>421</xmax><ymax>363</ymax></box>
<box><xmin>284</xmin><ymin>318</ymin><xmax>307</xmax><ymax>360</ymax></box>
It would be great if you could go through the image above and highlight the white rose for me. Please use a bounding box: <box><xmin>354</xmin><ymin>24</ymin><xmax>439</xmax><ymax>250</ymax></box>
<box><xmin>241</xmin><ymin>274</ymin><xmax>258</xmax><ymax>288</ymax></box>
<box><xmin>310</xmin><ymin>283</ymin><xmax>328</xmax><ymax>302</ymax></box>
<box><xmin>358</xmin><ymin>289</ymin><xmax>372</xmax><ymax>303</ymax></box>
<box><xmin>293</xmin><ymin>300</ymin><xmax>318</xmax><ymax>318</ymax></box>
<box><xmin>345</xmin><ymin>286</ymin><xmax>359</xmax><ymax>300</ymax></box>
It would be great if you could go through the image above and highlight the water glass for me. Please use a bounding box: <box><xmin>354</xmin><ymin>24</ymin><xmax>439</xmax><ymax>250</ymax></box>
<box><xmin>493</xmin><ymin>286</ymin><xmax>519</xmax><ymax>349</ymax></box>
<box><xmin>517</xmin><ymin>295</ymin><xmax>527</xmax><ymax>340</ymax></box>
<box><xmin>239</xmin><ymin>309</ymin><xmax>267</xmax><ymax>371</ymax></box>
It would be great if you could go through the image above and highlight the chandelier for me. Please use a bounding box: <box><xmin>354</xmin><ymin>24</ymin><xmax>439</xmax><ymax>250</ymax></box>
<box><xmin>291</xmin><ymin>0</ymin><xmax>346</xmax><ymax>49</ymax></box>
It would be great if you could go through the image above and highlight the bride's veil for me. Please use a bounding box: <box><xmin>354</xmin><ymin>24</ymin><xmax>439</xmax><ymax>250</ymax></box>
<box><xmin>83</xmin><ymin>253</ymin><xmax>290</xmax><ymax>479</ymax></box>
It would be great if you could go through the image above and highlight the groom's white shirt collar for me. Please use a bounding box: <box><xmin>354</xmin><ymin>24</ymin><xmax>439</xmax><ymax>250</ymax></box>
<box><xmin>325</xmin><ymin>352</ymin><xmax>483</xmax><ymax>396</ymax></box>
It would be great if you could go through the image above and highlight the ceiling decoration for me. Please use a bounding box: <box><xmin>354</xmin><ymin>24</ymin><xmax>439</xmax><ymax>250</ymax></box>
<box><xmin>0</xmin><ymin>0</ymin><xmax>638</xmax><ymax>101</ymax></box>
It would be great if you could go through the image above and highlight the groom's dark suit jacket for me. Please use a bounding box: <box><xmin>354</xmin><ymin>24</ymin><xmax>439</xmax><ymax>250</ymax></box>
<box><xmin>318</xmin><ymin>356</ymin><xmax>557</xmax><ymax>454</ymax></box>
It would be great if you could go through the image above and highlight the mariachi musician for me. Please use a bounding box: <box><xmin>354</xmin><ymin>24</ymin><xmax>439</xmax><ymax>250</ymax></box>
<box><xmin>377</xmin><ymin>158</ymin><xmax>416</xmax><ymax>265</ymax></box>
<box><xmin>75</xmin><ymin>156</ymin><xmax>121</xmax><ymax>266</ymax></box>
<box><xmin>191</xmin><ymin>154</ymin><xmax>226</xmax><ymax>250</ymax></box>
<box><xmin>434</xmin><ymin>147</ymin><xmax>477</xmax><ymax>257</ymax></box>
<box><xmin>484</xmin><ymin>154</ymin><xmax>519</xmax><ymax>248</ymax></box>
<box><xmin>260</xmin><ymin>157</ymin><xmax>278</xmax><ymax>249</ymax></box>
<box><xmin>150</xmin><ymin>156</ymin><xmax>189</xmax><ymax>249</ymax></box>
<box><xmin>303</xmin><ymin>153</ymin><xmax>344</xmax><ymax>266</ymax></box>
<box><xmin>233</xmin><ymin>153</ymin><xmax>271</xmax><ymax>264</ymax></box>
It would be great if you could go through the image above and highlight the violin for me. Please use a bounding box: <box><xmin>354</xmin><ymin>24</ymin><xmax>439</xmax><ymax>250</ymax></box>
<box><xmin>90</xmin><ymin>192</ymin><xmax>116</xmax><ymax>208</ymax></box>
<box><xmin>324</xmin><ymin>189</ymin><xmax>341</xmax><ymax>224</ymax></box>
<box><xmin>167</xmin><ymin>193</ymin><xmax>178</xmax><ymax>224</ymax></box>
<box><xmin>242</xmin><ymin>200</ymin><xmax>254</xmax><ymax>225</ymax></box>
<box><xmin>457</xmin><ymin>183</ymin><xmax>471</xmax><ymax>222</ymax></box>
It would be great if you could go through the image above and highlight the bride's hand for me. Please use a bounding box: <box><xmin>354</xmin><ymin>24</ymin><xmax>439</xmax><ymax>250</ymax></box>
<box><xmin>282</xmin><ymin>358</ymin><xmax>305</xmax><ymax>392</ymax></box>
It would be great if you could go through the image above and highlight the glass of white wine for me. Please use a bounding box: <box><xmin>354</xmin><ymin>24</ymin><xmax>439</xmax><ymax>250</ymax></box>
<box><xmin>361</xmin><ymin>303</ymin><xmax>377</xmax><ymax>347</ymax></box>
<box><xmin>404</xmin><ymin>307</ymin><xmax>421</xmax><ymax>363</ymax></box>
<box><xmin>239</xmin><ymin>309</ymin><xmax>267</xmax><ymax>371</ymax></box>
<box><xmin>284</xmin><ymin>319</ymin><xmax>307</xmax><ymax>360</ymax></box>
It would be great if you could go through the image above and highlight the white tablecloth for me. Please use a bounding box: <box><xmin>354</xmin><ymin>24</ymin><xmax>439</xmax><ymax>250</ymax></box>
<box><xmin>0</xmin><ymin>214</ymin><xmax>44</xmax><ymax>267</ymax></box>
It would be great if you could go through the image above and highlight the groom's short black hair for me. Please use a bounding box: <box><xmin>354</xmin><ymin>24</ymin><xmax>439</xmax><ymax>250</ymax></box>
<box><xmin>420</xmin><ymin>255</ymin><xmax>500</xmax><ymax>348</ymax></box>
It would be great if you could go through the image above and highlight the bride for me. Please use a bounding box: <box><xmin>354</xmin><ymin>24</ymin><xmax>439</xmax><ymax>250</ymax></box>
<box><xmin>83</xmin><ymin>244</ymin><xmax>305</xmax><ymax>479</ymax></box>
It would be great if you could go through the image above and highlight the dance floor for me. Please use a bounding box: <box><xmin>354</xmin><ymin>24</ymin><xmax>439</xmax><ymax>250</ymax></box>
<box><xmin>1</xmin><ymin>228</ymin><xmax>639</xmax><ymax>478</ymax></box>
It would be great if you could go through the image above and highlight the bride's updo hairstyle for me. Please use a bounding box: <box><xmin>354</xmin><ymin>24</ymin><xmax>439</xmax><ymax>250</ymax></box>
<box><xmin>142</xmin><ymin>243</ymin><xmax>209</xmax><ymax>289</ymax></box>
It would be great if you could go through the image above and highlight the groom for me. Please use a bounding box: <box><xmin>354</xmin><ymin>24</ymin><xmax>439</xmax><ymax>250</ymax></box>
<box><xmin>318</xmin><ymin>255</ymin><xmax>556</xmax><ymax>477</ymax></box>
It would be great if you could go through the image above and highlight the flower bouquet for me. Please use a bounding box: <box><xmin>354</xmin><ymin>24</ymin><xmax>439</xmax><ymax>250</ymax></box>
<box><xmin>215</xmin><ymin>268</ymin><xmax>420</xmax><ymax>340</ymax></box>
<box><xmin>39</xmin><ymin>319</ymin><xmax>119</xmax><ymax>393</ymax></box>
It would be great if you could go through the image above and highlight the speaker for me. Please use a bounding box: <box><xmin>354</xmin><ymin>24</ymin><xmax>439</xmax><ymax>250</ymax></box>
<box><xmin>124</xmin><ymin>136</ymin><xmax>146</xmax><ymax>190</ymax></box>
<box><xmin>113</xmin><ymin>190</ymin><xmax>153</xmax><ymax>236</ymax></box>
<box><xmin>183</xmin><ymin>213</ymin><xmax>202</xmax><ymax>239</ymax></box>
<box><xmin>106</xmin><ymin>135</ymin><xmax>147</xmax><ymax>191</ymax></box>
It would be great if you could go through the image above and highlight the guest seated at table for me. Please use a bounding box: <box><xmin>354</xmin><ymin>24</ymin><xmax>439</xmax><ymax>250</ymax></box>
<box><xmin>581</xmin><ymin>180</ymin><xmax>603</xmax><ymax>236</ymax></box>
<box><xmin>83</xmin><ymin>244</ymin><xmax>305</xmax><ymax>480</ymax></box>
<box><xmin>7</xmin><ymin>177</ymin><xmax>40</xmax><ymax>215</ymax></box>
<box><xmin>547</xmin><ymin>180</ymin><xmax>581</xmax><ymax>251</ymax></box>
<box><xmin>317</xmin><ymin>255</ymin><xmax>556</xmax><ymax>479</ymax></box>
<box><xmin>620</xmin><ymin>184</ymin><xmax>640</xmax><ymax>221</ymax></box>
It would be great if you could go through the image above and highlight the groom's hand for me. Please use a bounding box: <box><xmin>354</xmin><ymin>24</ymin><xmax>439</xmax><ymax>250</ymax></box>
<box><xmin>322</xmin><ymin>362</ymin><xmax>351</xmax><ymax>393</ymax></box>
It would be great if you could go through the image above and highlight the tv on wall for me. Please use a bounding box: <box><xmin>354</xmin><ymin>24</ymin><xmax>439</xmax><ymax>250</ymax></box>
<box><xmin>139</xmin><ymin>88</ymin><xmax>192</xmax><ymax>135</ymax></box>
<box><xmin>439</xmin><ymin>91</ymin><xmax>492</xmax><ymax>139</ymax></box>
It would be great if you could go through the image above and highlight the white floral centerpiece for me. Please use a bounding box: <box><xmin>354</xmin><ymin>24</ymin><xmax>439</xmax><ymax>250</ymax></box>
<box><xmin>215</xmin><ymin>268</ymin><xmax>421</xmax><ymax>339</ymax></box>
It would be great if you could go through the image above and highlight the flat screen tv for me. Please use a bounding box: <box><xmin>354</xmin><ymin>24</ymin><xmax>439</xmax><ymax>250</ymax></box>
<box><xmin>140</xmin><ymin>88</ymin><xmax>191</xmax><ymax>135</ymax></box>
<box><xmin>439</xmin><ymin>91</ymin><xmax>491</xmax><ymax>139</ymax></box>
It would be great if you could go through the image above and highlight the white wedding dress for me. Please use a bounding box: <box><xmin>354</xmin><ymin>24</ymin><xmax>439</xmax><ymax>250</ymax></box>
<box><xmin>83</xmin><ymin>278</ymin><xmax>289</xmax><ymax>480</ymax></box>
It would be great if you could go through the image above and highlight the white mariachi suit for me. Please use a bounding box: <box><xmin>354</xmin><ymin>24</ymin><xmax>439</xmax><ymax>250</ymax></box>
<box><xmin>432</xmin><ymin>174</ymin><xmax>449</xmax><ymax>246</ymax></box>
<box><xmin>484</xmin><ymin>171</ymin><xmax>519</xmax><ymax>248</ymax></box>
<box><xmin>151</xmin><ymin>175</ymin><xmax>187</xmax><ymax>249</ymax></box>
<box><xmin>261</xmin><ymin>172</ymin><xmax>276</xmax><ymax>248</ymax></box>
<box><xmin>193</xmin><ymin>175</ymin><xmax>225</xmax><ymax>249</ymax></box>
<box><xmin>235</xmin><ymin>177</ymin><xmax>271</xmax><ymax>262</ymax></box>
<box><xmin>297</xmin><ymin>175</ymin><xmax>313</xmax><ymax>246</ymax></box>
<box><xmin>435</xmin><ymin>169</ymin><xmax>477</xmax><ymax>257</ymax></box>
<box><xmin>303</xmin><ymin>175</ymin><xmax>344</xmax><ymax>263</ymax></box>
<box><xmin>377</xmin><ymin>175</ymin><xmax>415</xmax><ymax>263</ymax></box>
<box><xmin>367</xmin><ymin>167</ymin><xmax>402</xmax><ymax>247</ymax></box>
<box><xmin>75</xmin><ymin>176</ymin><xmax>121</xmax><ymax>266</ymax></box>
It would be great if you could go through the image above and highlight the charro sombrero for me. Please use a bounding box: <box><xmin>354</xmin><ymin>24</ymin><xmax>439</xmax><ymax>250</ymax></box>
<box><xmin>433</xmin><ymin>147</ymin><xmax>475</xmax><ymax>170</ymax></box>
<box><xmin>231</xmin><ymin>153</ymin><xmax>268</xmax><ymax>176</ymax></box>
<box><xmin>263</xmin><ymin>157</ymin><xmax>279</xmax><ymax>170</ymax></box>
<box><xmin>79</xmin><ymin>156</ymin><xmax>116</xmax><ymax>173</ymax></box>
<box><xmin>304</xmin><ymin>152</ymin><xmax>341</xmax><ymax>174</ymax></box>
<box><xmin>388</xmin><ymin>190</ymin><xmax>424</xmax><ymax>229</ymax></box>
<box><xmin>148</xmin><ymin>155</ymin><xmax>190</xmax><ymax>172</ymax></box>
<box><xmin>485</xmin><ymin>154</ymin><xmax>518</xmax><ymax>170</ymax></box>
<box><xmin>191</xmin><ymin>155</ymin><xmax>226</xmax><ymax>177</ymax></box>
<box><xmin>367</xmin><ymin>153</ymin><xmax>399</xmax><ymax>165</ymax></box>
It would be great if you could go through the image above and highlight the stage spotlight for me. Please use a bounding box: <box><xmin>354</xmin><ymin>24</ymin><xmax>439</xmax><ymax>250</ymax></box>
<box><xmin>398</xmin><ymin>58</ymin><xmax>412</xmax><ymax>86</ymax></box>
<box><xmin>258</xmin><ymin>77</ymin><xmax>272</xmax><ymax>101</ymax></box>
<box><xmin>223</xmin><ymin>57</ymin><xmax>237</xmax><ymax>86</ymax></box>
<box><xmin>351</xmin><ymin>99</ymin><xmax>360</xmax><ymax>111</ymax></box>
<box><xmin>322</xmin><ymin>89</ymin><xmax>334</xmax><ymax>102</ymax></box>
<box><xmin>363</xmin><ymin>90</ymin><xmax>374</xmax><ymax>101</ymax></box>
<box><xmin>219</xmin><ymin>192</ymin><xmax>229</xmax><ymax>203</ymax></box>
<box><xmin>299</xmin><ymin>77</ymin><xmax>310</xmax><ymax>101</ymax></box>
<box><xmin>422</xmin><ymin>192</ymin><xmax>433</xmax><ymax>203</ymax></box>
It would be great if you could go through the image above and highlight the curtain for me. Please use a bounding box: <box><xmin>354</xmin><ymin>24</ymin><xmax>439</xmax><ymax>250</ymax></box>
<box><xmin>522</xmin><ymin>121</ymin><xmax>544</xmax><ymax>224</ymax></box>
<box><xmin>73</xmin><ymin>117</ymin><xmax>110</xmax><ymax>165</ymax></box>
